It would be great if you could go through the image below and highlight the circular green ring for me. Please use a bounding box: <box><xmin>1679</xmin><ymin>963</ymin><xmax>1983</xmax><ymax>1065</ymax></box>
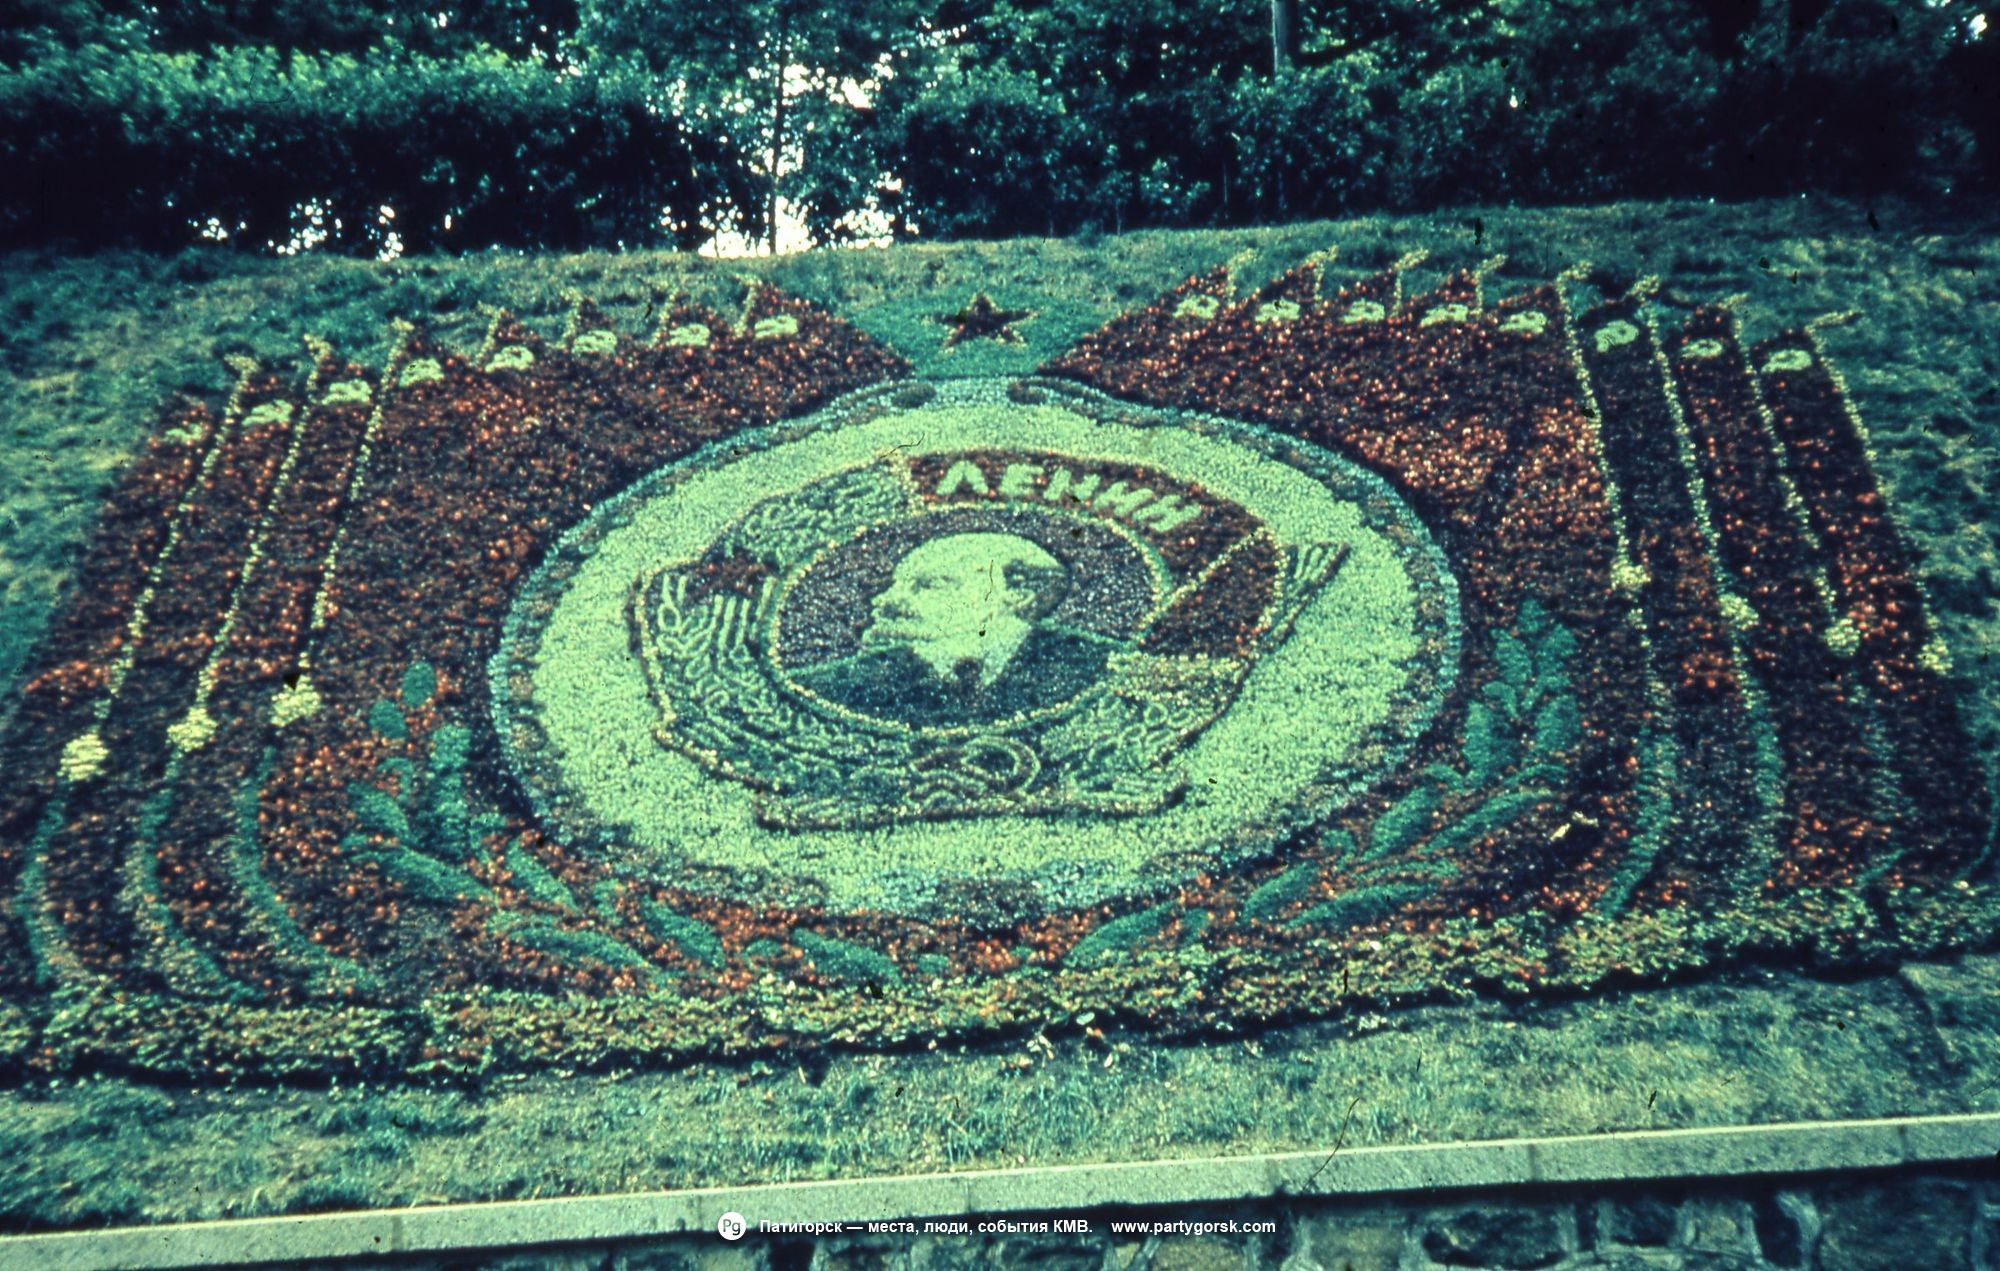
<box><xmin>492</xmin><ymin>376</ymin><xmax>1461</xmax><ymax>923</ymax></box>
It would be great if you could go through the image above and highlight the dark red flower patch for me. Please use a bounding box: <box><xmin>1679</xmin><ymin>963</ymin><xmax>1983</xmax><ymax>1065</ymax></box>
<box><xmin>1666</xmin><ymin>309</ymin><xmax>1888</xmax><ymax>885</ymax></box>
<box><xmin>1575</xmin><ymin>296</ymin><xmax>1765</xmax><ymax>899</ymax></box>
<box><xmin>1753</xmin><ymin>332</ymin><xmax>1989</xmax><ymax>878</ymax></box>
<box><xmin>36</xmin><ymin>369</ymin><xmax>301</xmax><ymax>984</ymax></box>
<box><xmin>0</xmin><ymin>397</ymin><xmax>218</xmax><ymax>989</ymax></box>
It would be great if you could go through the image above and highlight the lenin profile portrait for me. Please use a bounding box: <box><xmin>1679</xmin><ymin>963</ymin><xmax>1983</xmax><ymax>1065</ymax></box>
<box><xmin>788</xmin><ymin>531</ymin><xmax>1120</xmax><ymax>729</ymax></box>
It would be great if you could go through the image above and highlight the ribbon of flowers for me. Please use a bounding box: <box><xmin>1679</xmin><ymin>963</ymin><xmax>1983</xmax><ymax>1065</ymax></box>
<box><xmin>1753</xmin><ymin>319</ymin><xmax>1991</xmax><ymax>880</ymax></box>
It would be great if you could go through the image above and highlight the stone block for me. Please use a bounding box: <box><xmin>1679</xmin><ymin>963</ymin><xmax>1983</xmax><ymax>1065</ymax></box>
<box><xmin>1818</xmin><ymin>1177</ymin><xmax>1975</xmax><ymax>1271</ymax></box>
<box><xmin>1679</xmin><ymin>1198</ymin><xmax>1756</xmax><ymax>1256</ymax></box>
<box><xmin>897</xmin><ymin>1236</ymin><xmax>990</xmax><ymax>1271</ymax></box>
<box><xmin>1297</xmin><ymin>1206</ymin><xmax>1406</xmax><ymax>1271</ymax></box>
<box><xmin>1148</xmin><ymin>1236</ymin><xmax>1242</xmax><ymax>1271</ymax></box>
<box><xmin>613</xmin><ymin>1241</ymin><xmax>762</xmax><ymax>1271</ymax></box>
<box><xmin>1584</xmin><ymin>1256</ymin><xmax>1699</xmax><ymax>1271</ymax></box>
<box><xmin>1599</xmin><ymin>1196</ymin><xmax>1678</xmax><ymax>1247</ymax></box>
<box><xmin>989</xmin><ymin>1236</ymin><xmax>1106</xmax><ymax>1270</ymax></box>
<box><xmin>1750</xmin><ymin>1191</ymin><xmax>1819</xmax><ymax>1268</ymax></box>
<box><xmin>1531</xmin><ymin>1120</ymin><xmax>1905</xmax><ymax>1185</ymax></box>
<box><xmin>816</xmin><ymin>1238</ymin><xmax>897</xmax><ymax>1271</ymax></box>
<box><xmin>1628</xmin><ymin>1256</ymin><xmax>1758</xmax><ymax>1271</ymax></box>
<box><xmin>484</xmin><ymin>1245</ymin><xmax>618</xmax><ymax>1271</ymax></box>
<box><xmin>1901</xmin><ymin>1115</ymin><xmax>2000</xmax><ymax>1165</ymax></box>
<box><xmin>1419</xmin><ymin>1206</ymin><xmax>1569</xmax><ymax>1269</ymax></box>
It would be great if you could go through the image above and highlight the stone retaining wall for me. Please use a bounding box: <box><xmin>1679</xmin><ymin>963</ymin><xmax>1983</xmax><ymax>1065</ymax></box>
<box><xmin>310</xmin><ymin>1166</ymin><xmax>1995</xmax><ymax>1271</ymax></box>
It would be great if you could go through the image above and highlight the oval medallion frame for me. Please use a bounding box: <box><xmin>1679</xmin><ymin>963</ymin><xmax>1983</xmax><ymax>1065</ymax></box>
<box><xmin>492</xmin><ymin>377</ymin><xmax>1462</xmax><ymax>923</ymax></box>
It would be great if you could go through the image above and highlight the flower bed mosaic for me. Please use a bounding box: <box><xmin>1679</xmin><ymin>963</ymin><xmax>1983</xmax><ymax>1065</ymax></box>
<box><xmin>0</xmin><ymin>260</ymin><xmax>1992</xmax><ymax>1082</ymax></box>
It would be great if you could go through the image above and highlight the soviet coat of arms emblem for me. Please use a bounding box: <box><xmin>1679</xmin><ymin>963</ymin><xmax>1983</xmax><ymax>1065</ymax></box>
<box><xmin>629</xmin><ymin>453</ymin><xmax>1351</xmax><ymax>830</ymax></box>
<box><xmin>495</xmin><ymin>377</ymin><xmax>1458</xmax><ymax>917</ymax></box>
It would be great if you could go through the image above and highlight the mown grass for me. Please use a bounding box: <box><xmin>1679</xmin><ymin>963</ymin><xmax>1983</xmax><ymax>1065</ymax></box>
<box><xmin>1</xmin><ymin>195</ymin><xmax>1996</xmax><ymax>1229</ymax></box>
<box><xmin>0</xmin><ymin>957</ymin><xmax>1986</xmax><ymax>1231</ymax></box>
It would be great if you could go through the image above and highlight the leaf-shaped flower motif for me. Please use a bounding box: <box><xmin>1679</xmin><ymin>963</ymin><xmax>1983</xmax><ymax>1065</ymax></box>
<box><xmin>487</xmin><ymin>345</ymin><xmax>535</xmax><ymax>372</ymax></box>
<box><xmin>1254</xmin><ymin>298</ymin><xmax>1302</xmax><ymax>325</ymax></box>
<box><xmin>1593</xmin><ymin>320</ymin><xmax>1640</xmax><ymax>352</ymax></box>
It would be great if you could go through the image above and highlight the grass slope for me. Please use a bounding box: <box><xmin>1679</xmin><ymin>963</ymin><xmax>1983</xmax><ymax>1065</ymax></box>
<box><xmin>0</xmin><ymin>959</ymin><xmax>1989</xmax><ymax>1230</ymax></box>
<box><xmin>0</xmin><ymin>197</ymin><xmax>1996</xmax><ymax>1230</ymax></box>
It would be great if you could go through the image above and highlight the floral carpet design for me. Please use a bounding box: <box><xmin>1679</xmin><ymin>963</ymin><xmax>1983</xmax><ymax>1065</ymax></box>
<box><xmin>0</xmin><ymin>256</ymin><xmax>1991</xmax><ymax>1081</ymax></box>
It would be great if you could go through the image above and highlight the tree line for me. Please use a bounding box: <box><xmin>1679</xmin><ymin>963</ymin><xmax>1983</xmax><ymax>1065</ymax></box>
<box><xmin>2</xmin><ymin>0</ymin><xmax>1993</xmax><ymax>255</ymax></box>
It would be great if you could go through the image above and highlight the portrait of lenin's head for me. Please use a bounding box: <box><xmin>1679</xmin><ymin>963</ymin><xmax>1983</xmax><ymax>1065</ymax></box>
<box><xmin>867</xmin><ymin>532</ymin><xmax>1065</xmax><ymax>686</ymax></box>
<box><xmin>794</xmin><ymin>530</ymin><xmax>1114</xmax><ymax>728</ymax></box>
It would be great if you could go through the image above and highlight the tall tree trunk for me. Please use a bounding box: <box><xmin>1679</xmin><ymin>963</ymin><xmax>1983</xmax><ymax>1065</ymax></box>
<box><xmin>1270</xmin><ymin>0</ymin><xmax>1296</xmax><ymax>74</ymax></box>
<box><xmin>769</xmin><ymin>6</ymin><xmax>793</xmax><ymax>253</ymax></box>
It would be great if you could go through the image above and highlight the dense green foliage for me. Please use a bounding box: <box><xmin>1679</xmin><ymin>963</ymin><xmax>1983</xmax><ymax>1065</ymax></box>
<box><xmin>1</xmin><ymin>0</ymin><xmax>1992</xmax><ymax>253</ymax></box>
<box><xmin>0</xmin><ymin>38</ymin><xmax>744</xmax><ymax>253</ymax></box>
<box><xmin>884</xmin><ymin>0</ymin><xmax>1991</xmax><ymax>235</ymax></box>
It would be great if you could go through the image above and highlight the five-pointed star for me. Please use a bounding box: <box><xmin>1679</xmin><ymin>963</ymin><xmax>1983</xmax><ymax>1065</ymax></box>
<box><xmin>935</xmin><ymin>293</ymin><xmax>1033</xmax><ymax>348</ymax></box>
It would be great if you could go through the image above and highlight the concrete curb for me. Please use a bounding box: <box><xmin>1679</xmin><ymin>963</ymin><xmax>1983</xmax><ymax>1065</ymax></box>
<box><xmin>5</xmin><ymin>1113</ymin><xmax>1996</xmax><ymax>1270</ymax></box>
